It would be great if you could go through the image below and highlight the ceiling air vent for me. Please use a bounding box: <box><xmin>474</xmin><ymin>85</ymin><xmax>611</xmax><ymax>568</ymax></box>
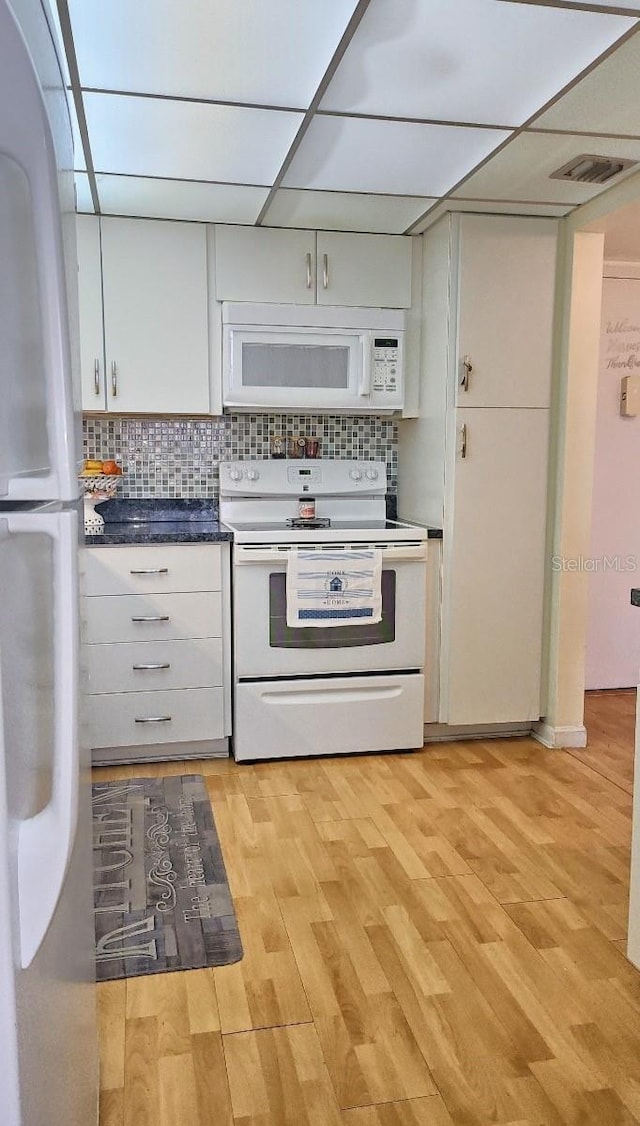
<box><xmin>550</xmin><ymin>154</ymin><xmax>637</xmax><ymax>185</ymax></box>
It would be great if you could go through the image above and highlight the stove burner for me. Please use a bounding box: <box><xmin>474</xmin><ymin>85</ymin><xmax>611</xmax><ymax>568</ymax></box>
<box><xmin>286</xmin><ymin>517</ymin><xmax>331</xmax><ymax>529</ymax></box>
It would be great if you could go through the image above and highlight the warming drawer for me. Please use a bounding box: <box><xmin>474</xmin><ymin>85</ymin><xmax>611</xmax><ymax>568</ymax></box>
<box><xmin>233</xmin><ymin>673</ymin><xmax>424</xmax><ymax>762</ymax></box>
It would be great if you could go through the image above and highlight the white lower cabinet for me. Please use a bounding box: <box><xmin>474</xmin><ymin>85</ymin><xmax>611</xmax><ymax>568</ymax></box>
<box><xmin>82</xmin><ymin>543</ymin><xmax>231</xmax><ymax>763</ymax></box>
<box><xmin>440</xmin><ymin>408</ymin><xmax>550</xmax><ymax>725</ymax></box>
<box><xmin>87</xmin><ymin>688</ymin><xmax>226</xmax><ymax>750</ymax></box>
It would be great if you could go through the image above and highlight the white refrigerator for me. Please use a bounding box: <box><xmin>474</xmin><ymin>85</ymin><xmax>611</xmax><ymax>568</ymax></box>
<box><xmin>0</xmin><ymin>0</ymin><xmax>98</xmax><ymax>1123</ymax></box>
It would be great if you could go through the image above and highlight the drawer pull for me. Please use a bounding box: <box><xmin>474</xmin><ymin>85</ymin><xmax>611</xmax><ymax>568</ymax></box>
<box><xmin>134</xmin><ymin>715</ymin><xmax>172</xmax><ymax>724</ymax></box>
<box><xmin>129</xmin><ymin>568</ymin><xmax>169</xmax><ymax>575</ymax></box>
<box><xmin>132</xmin><ymin>663</ymin><xmax>171</xmax><ymax>671</ymax></box>
<box><xmin>131</xmin><ymin>615</ymin><xmax>170</xmax><ymax>623</ymax></box>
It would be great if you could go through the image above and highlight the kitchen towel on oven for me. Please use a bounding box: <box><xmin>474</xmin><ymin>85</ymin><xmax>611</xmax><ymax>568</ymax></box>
<box><xmin>286</xmin><ymin>548</ymin><xmax>383</xmax><ymax>627</ymax></box>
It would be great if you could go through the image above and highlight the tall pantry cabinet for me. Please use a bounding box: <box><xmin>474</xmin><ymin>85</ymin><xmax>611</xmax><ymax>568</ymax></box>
<box><xmin>399</xmin><ymin>213</ymin><xmax>558</xmax><ymax>727</ymax></box>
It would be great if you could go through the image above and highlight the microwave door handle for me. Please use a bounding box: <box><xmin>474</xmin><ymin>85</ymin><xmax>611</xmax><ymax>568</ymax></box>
<box><xmin>360</xmin><ymin>336</ymin><xmax>372</xmax><ymax>397</ymax></box>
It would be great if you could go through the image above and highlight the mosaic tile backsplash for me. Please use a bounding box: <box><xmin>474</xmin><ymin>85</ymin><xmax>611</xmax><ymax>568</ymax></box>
<box><xmin>82</xmin><ymin>414</ymin><xmax>398</xmax><ymax>499</ymax></box>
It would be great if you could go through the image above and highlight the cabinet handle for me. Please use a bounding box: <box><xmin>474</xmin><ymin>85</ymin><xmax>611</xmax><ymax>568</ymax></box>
<box><xmin>94</xmin><ymin>358</ymin><xmax>101</xmax><ymax>396</ymax></box>
<box><xmin>306</xmin><ymin>252</ymin><xmax>312</xmax><ymax>289</ymax></box>
<box><xmin>460</xmin><ymin>423</ymin><xmax>468</xmax><ymax>459</ymax></box>
<box><xmin>323</xmin><ymin>253</ymin><xmax>329</xmax><ymax>289</ymax></box>
<box><xmin>132</xmin><ymin>663</ymin><xmax>171</xmax><ymax>671</ymax></box>
<box><xmin>111</xmin><ymin>361</ymin><xmax>118</xmax><ymax>397</ymax></box>
<box><xmin>129</xmin><ymin>568</ymin><xmax>169</xmax><ymax>575</ymax></box>
<box><xmin>134</xmin><ymin>715</ymin><xmax>172</xmax><ymax>724</ymax></box>
<box><xmin>460</xmin><ymin>355</ymin><xmax>473</xmax><ymax>392</ymax></box>
<box><xmin>131</xmin><ymin>615</ymin><xmax>170</xmax><ymax>622</ymax></box>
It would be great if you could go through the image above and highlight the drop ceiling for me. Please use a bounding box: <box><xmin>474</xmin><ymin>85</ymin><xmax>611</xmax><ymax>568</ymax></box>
<box><xmin>57</xmin><ymin>0</ymin><xmax>640</xmax><ymax>235</ymax></box>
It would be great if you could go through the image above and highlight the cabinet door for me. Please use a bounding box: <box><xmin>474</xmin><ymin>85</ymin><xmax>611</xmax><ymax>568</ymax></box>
<box><xmin>101</xmin><ymin>217</ymin><xmax>210</xmax><ymax>414</ymax></box>
<box><xmin>455</xmin><ymin>216</ymin><xmax>557</xmax><ymax>408</ymax></box>
<box><xmin>214</xmin><ymin>225</ymin><xmax>315</xmax><ymax>303</ymax></box>
<box><xmin>76</xmin><ymin>215</ymin><xmax>106</xmax><ymax>410</ymax></box>
<box><xmin>440</xmin><ymin>407</ymin><xmax>549</xmax><ymax>725</ymax></box>
<box><xmin>316</xmin><ymin>231</ymin><xmax>412</xmax><ymax>308</ymax></box>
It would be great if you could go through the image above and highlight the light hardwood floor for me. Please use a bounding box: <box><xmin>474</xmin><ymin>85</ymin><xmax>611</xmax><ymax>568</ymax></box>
<box><xmin>94</xmin><ymin>691</ymin><xmax>639</xmax><ymax>1126</ymax></box>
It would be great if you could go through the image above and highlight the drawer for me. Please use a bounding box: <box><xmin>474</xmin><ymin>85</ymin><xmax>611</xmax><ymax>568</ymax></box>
<box><xmin>234</xmin><ymin>673</ymin><xmax>424</xmax><ymax>762</ymax></box>
<box><xmin>85</xmin><ymin>637</ymin><xmax>223</xmax><ymax>694</ymax></box>
<box><xmin>87</xmin><ymin>687</ymin><xmax>225</xmax><ymax>749</ymax></box>
<box><xmin>83</xmin><ymin>591</ymin><xmax>222</xmax><ymax>643</ymax></box>
<box><xmin>84</xmin><ymin>544</ymin><xmax>223</xmax><ymax>596</ymax></box>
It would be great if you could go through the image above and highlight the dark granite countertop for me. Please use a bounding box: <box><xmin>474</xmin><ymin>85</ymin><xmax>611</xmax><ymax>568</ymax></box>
<box><xmin>631</xmin><ymin>589</ymin><xmax>640</xmax><ymax>607</ymax></box>
<box><xmin>83</xmin><ymin>498</ymin><xmax>442</xmax><ymax>546</ymax></box>
<box><xmin>84</xmin><ymin>499</ymin><xmax>233</xmax><ymax>547</ymax></box>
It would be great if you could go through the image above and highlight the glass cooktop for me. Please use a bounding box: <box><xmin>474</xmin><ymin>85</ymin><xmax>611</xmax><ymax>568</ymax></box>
<box><xmin>225</xmin><ymin>519</ymin><xmax>412</xmax><ymax>532</ymax></box>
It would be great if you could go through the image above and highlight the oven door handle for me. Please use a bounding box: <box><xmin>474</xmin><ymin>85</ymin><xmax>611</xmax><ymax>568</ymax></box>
<box><xmin>233</xmin><ymin>544</ymin><xmax>427</xmax><ymax>563</ymax></box>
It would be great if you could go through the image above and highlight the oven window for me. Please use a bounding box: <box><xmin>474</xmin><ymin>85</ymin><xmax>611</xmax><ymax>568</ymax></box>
<box><xmin>242</xmin><ymin>342</ymin><xmax>349</xmax><ymax>389</ymax></box>
<box><xmin>269</xmin><ymin>571</ymin><xmax>396</xmax><ymax>648</ymax></box>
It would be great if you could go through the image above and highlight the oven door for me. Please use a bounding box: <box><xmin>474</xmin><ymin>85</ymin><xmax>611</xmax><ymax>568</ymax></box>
<box><xmin>233</xmin><ymin>542</ymin><xmax>427</xmax><ymax>678</ymax></box>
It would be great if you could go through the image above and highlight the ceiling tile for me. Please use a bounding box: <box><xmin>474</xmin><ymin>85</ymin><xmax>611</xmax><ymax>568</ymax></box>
<box><xmin>282</xmin><ymin>115</ymin><xmax>511</xmax><ymax>196</ymax></box>
<box><xmin>68</xmin><ymin>0</ymin><xmax>358</xmax><ymax>108</ymax></box>
<box><xmin>74</xmin><ymin>172</ymin><xmax>94</xmax><ymax>212</ymax></box>
<box><xmin>263</xmin><ymin>188</ymin><xmax>435</xmax><ymax>233</ymax></box>
<box><xmin>69</xmin><ymin>96</ymin><xmax>85</xmax><ymax>171</ymax></box>
<box><xmin>83</xmin><ymin>94</ymin><xmax>303</xmax><ymax>183</ymax></box>
<box><xmin>411</xmin><ymin>197</ymin><xmax>574</xmax><ymax>235</ymax></box>
<box><xmin>452</xmin><ymin>132</ymin><xmax>640</xmax><ymax>203</ymax></box>
<box><xmin>44</xmin><ymin>3</ymin><xmax>69</xmax><ymax>84</ymax></box>
<box><xmin>533</xmin><ymin>30</ymin><xmax>640</xmax><ymax>134</ymax></box>
<box><xmin>320</xmin><ymin>0</ymin><xmax>635</xmax><ymax>127</ymax></box>
<box><xmin>535</xmin><ymin>1</ymin><xmax>640</xmax><ymax>9</ymax></box>
<box><xmin>93</xmin><ymin>176</ymin><xmax>269</xmax><ymax>224</ymax></box>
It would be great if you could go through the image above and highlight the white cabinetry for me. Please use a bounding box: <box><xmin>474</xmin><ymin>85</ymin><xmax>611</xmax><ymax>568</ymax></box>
<box><xmin>76</xmin><ymin>214</ymin><xmax>105</xmax><ymax>410</ymax></box>
<box><xmin>441</xmin><ymin>407</ymin><xmax>550</xmax><ymax>724</ymax></box>
<box><xmin>214</xmin><ymin>226</ymin><xmax>315</xmax><ymax>305</ymax></box>
<box><xmin>77</xmin><ymin>216</ymin><xmax>210</xmax><ymax>414</ymax></box>
<box><xmin>399</xmin><ymin>213</ymin><xmax>557</xmax><ymax>728</ymax></box>
<box><xmin>83</xmin><ymin>543</ymin><xmax>231</xmax><ymax>763</ymax></box>
<box><xmin>214</xmin><ymin>225</ymin><xmax>412</xmax><ymax>308</ymax></box>
<box><xmin>455</xmin><ymin>215</ymin><xmax>556</xmax><ymax>408</ymax></box>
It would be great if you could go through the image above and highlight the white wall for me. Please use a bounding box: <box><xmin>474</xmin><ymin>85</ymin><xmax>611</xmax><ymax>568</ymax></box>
<box><xmin>538</xmin><ymin>229</ymin><xmax>603</xmax><ymax>746</ymax></box>
<box><xmin>585</xmin><ymin>267</ymin><xmax>640</xmax><ymax>689</ymax></box>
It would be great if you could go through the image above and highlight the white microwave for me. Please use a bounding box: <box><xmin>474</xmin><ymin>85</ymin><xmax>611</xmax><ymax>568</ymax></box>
<box><xmin>222</xmin><ymin>303</ymin><xmax>405</xmax><ymax>414</ymax></box>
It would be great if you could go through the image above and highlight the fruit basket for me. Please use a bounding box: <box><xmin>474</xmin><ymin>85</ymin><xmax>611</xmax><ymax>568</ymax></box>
<box><xmin>79</xmin><ymin>472</ymin><xmax>120</xmax><ymax>534</ymax></box>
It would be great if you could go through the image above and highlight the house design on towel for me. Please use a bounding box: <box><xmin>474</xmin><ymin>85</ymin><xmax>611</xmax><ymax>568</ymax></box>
<box><xmin>328</xmin><ymin>575</ymin><xmax>344</xmax><ymax>593</ymax></box>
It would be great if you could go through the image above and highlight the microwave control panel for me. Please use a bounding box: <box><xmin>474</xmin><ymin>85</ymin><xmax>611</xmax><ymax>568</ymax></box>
<box><xmin>372</xmin><ymin>337</ymin><xmax>400</xmax><ymax>393</ymax></box>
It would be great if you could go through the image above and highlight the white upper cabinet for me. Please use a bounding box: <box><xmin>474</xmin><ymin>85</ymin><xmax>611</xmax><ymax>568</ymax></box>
<box><xmin>100</xmin><ymin>217</ymin><xmax>210</xmax><ymax>413</ymax></box>
<box><xmin>214</xmin><ymin>225</ymin><xmax>315</xmax><ymax>305</ymax></box>
<box><xmin>76</xmin><ymin>215</ymin><xmax>106</xmax><ymax>410</ymax></box>
<box><xmin>78</xmin><ymin>215</ymin><xmax>210</xmax><ymax>414</ymax></box>
<box><xmin>214</xmin><ymin>224</ymin><xmax>413</xmax><ymax>308</ymax></box>
<box><xmin>455</xmin><ymin>215</ymin><xmax>557</xmax><ymax>408</ymax></box>
<box><xmin>316</xmin><ymin>231</ymin><xmax>412</xmax><ymax>308</ymax></box>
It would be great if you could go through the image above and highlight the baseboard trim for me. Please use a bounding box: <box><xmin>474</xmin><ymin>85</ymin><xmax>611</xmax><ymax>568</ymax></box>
<box><xmin>532</xmin><ymin>722</ymin><xmax>587</xmax><ymax>749</ymax></box>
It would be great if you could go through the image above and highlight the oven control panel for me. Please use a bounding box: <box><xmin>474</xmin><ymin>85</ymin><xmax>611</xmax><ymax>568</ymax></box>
<box><xmin>220</xmin><ymin>460</ymin><xmax>387</xmax><ymax>496</ymax></box>
<box><xmin>287</xmin><ymin>465</ymin><xmax>322</xmax><ymax>490</ymax></box>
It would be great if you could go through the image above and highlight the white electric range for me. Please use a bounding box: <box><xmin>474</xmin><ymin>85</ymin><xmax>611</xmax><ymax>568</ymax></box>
<box><xmin>220</xmin><ymin>459</ymin><xmax>428</xmax><ymax>762</ymax></box>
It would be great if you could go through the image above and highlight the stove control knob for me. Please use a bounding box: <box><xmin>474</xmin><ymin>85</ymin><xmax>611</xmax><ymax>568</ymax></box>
<box><xmin>246</xmin><ymin>468</ymin><xmax>259</xmax><ymax>481</ymax></box>
<box><xmin>228</xmin><ymin>467</ymin><xmax>243</xmax><ymax>481</ymax></box>
<box><xmin>349</xmin><ymin>469</ymin><xmax>362</xmax><ymax>481</ymax></box>
<box><xmin>365</xmin><ymin>468</ymin><xmax>379</xmax><ymax>480</ymax></box>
